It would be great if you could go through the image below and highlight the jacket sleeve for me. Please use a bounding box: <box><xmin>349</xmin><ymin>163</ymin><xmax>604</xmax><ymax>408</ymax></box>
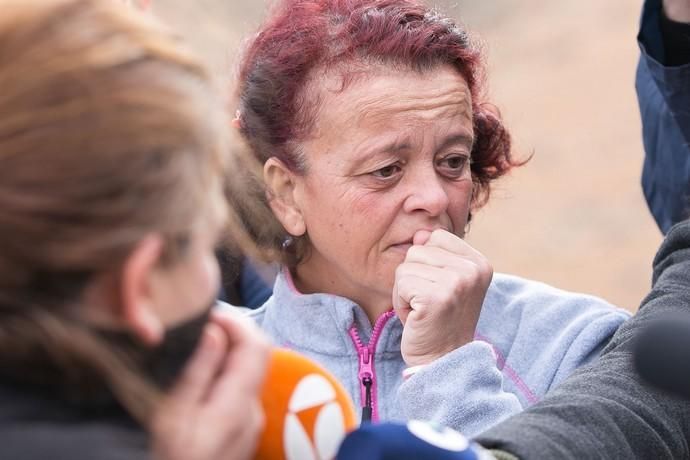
<box><xmin>474</xmin><ymin>219</ymin><xmax>690</xmax><ymax>459</ymax></box>
<box><xmin>638</xmin><ymin>0</ymin><xmax>690</xmax><ymax>233</ymax></box>
<box><xmin>396</xmin><ymin>276</ymin><xmax>628</xmax><ymax>439</ymax></box>
<box><xmin>397</xmin><ymin>340</ymin><xmax>524</xmax><ymax>439</ymax></box>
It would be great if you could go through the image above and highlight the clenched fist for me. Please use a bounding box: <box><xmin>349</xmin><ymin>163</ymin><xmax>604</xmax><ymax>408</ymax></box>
<box><xmin>393</xmin><ymin>229</ymin><xmax>492</xmax><ymax>367</ymax></box>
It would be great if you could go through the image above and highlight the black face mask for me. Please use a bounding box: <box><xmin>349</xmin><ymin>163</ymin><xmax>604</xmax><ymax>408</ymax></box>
<box><xmin>0</xmin><ymin>302</ymin><xmax>214</xmax><ymax>402</ymax></box>
<box><xmin>99</xmin><ymin>303</ymin><xmax>214</xmax><ymax>390</ymax></box>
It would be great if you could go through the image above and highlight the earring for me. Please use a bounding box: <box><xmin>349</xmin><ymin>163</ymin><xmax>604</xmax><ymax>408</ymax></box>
<box><xmin>280</xmin><ymin>235</ymin><xmax>302</xmax><ymax>266</ymax></box>
<box><xmin>281</xmin><ymin>236</ymin><xmax>294</xmax><ymax>252</ymax></box>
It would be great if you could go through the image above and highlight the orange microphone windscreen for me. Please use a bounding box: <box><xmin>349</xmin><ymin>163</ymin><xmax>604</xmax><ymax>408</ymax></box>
<box><xmin>254</xmin><ymin>348</ymin><xmax>357</xmax><ymax>460</ymax></box>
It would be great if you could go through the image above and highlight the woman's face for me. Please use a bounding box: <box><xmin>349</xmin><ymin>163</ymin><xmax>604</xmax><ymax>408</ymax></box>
<box><xmin>284</xmin><ymin>66</ymin><xmax>475</xmax><ymax>310</ymax></box>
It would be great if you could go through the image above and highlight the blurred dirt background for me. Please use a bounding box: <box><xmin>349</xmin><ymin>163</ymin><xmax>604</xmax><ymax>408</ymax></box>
<box><xmin>154</xmin><ymin>0</ymin><xmax>661</xmax><ymax>312</ymax></box>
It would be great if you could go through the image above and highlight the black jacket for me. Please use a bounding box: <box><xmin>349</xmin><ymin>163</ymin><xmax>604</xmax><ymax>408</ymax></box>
<box><xmin>0</xmin><ymin>380</ymin><xmax>149</xmax><ymax>460</ymax></box>
<box><xmin>476</xmin><ymin>219</ymin><xmax>690</xmax><ymax>458</ymax></box>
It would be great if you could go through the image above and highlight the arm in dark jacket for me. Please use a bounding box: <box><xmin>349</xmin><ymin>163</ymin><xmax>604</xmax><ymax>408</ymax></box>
<box><xmin>474</xmin><ymin>2</ymin><xmax>690</xmax><ymax>457</ymax></box>
<box><xmin>475</xmin><ymin>219</ymin><xmax>690</xmax><ymax>459</ymax></box>
<box><xmin>638</xmin><ymin>0</ymin><xmax>690</xmax><ymax>233</ymax></box>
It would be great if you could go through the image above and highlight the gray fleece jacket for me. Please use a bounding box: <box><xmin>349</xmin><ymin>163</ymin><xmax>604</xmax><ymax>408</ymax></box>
<box><xmin>243</xmin><ymin>270</ymin><xmax>629</xmax><ymax>438</ymax></box>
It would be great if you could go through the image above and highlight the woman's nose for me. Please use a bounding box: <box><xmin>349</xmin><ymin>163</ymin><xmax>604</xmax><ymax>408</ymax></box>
<box><xmin>402</xmin><ymin>172</ymin><xmax>450</xmax><ymax>217</ymax></box>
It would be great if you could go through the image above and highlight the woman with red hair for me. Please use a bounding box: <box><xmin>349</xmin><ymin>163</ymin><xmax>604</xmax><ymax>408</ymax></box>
<box><xmin>233</xmin><ymin>0</ymin><xmax>629</xmax><ymax>436</ymax></box>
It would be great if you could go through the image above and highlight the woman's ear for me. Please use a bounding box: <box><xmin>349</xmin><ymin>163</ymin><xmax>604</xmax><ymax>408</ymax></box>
<box><xmin>118</xmin><ymin>235</ymin><xmax>165</xmax><ymax>346</ymax></box>
<box><xmin>263</xmin><ymin>158</ymin><xmax>307</xmax><ymax>237</ymax></box>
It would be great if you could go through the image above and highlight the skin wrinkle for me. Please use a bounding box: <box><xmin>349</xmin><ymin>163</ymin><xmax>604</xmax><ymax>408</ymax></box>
<box><xmin>313</xmin><ymin>65</ymin><xmax>472</xmax><ymax>139</ymax></box>
<box><xmin>355</xmin><ymin>89</ymin><xmax>471</xmax><ymax>126</ymax></box>
<box><xmin>289</xmin><ymin>65</ymin><xmax>475</xmax><ymax>319</ymax></box>
<box><xmin>312</xmin><ymin>66</ymin><xmax>474</xmax><ymax>172</ymax></box>
<box><xmin>345</xmin><ymin>132</ymin><xmax>474</xmax><ymax>178</ymax></box>
<box><xmin>360</xmin><ymin>97</ymin><xmax>465</xmax><ymax>121</ymax></box>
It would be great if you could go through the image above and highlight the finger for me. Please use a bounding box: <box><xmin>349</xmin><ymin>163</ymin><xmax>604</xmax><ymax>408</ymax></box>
<box><xmin>405</xmin><ymin>243</ymin><xmax>486</xmax><ymax>270</ymax></box>
<box><xmin>167</xmin><ymin>322</ymin><xmax>227</xmax><ymax>403</ymax></box>
<box><xmin>237</xmin><ymin>400</ymin><xmax>266</xmax><ymax>458</ymax></box>
<box><xmin>394</xmin><ymin>274</ymin><xmax>438</xmax><ymax>317</ymax></box>
<box><xmin>401</xmin><ymin>257</ymin><xmax>492</xmax><ymax>292</ymax></box>
<box><xmin>424</xmin><ymin>229</ymin><xmax>481</xmax><ymax>256</ymax></box>
<box><xmin>392</xmin><ymin>277</ymin><xmax>411</xmax><ymax>324</ymax></box>
<box><xmin>413</xmin><ymin>229</ymin><xmax>432</xmax><ymax>246</ymax></box>
<box><xmin>394</xmin><ymin>261</ymin><xmax>476</xmax><ymax>318</ymax></box>
<box><xmin>211</xmin><ymin>310</ymin><xmax>269</xmax><ymax>360</ymax></box>
<box><xmin>208</xmin><ymin>312</ymin><xmax>270</xmax><ymax>400</ymax></box>
<box><xmin>217</xmin><ymin>399</ymin><xmax>266</xmax><ymax>460</ymax></box>
<box><xmin>398</xmin><ymin>264</ymin><xmax>492</xmax><ymax>318</ymax></box>
<box><xmin>396</xmin><ymin>261</ymin><xmax>449</xmax><ymax>283</ymax></box>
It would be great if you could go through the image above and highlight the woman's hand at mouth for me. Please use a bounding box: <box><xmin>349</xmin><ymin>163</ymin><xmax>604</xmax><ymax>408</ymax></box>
<box><xmin>392</xmin><ymin>229</ymin><xmax>493</xmax><ymax>367</ymax></box>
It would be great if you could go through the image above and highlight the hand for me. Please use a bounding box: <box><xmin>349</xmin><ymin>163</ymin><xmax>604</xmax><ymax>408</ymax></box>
<box><xmin>152</xmin><ymin>311</ymin><xmax>270</xmax><ymax>460</ymax></box>
<box><xmin>393</xmin><ymin>229</ymin><xmax>492</xmax><ymax>367</ymax></box>
<box><xmin>664</xmin><ymin>0</ymin><xmax>690</xmax><ymax>23</ymax></box>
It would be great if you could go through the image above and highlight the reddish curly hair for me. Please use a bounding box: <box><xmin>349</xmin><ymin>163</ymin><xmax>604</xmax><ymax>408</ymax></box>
<box><xmin>234</xmin><ymin>0</ymin><xmax>521</xmax><ymax>263</ymax></box>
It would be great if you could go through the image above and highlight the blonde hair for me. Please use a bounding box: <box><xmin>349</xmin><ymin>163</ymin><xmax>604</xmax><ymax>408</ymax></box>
<box><xmin>0</xmin><ymin>0</ymin><xmax>229</xmax><ymax>425</ymax></box>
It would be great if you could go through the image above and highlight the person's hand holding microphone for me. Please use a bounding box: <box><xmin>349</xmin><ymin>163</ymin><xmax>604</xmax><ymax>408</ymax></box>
<box><xmin>152</xmin><ymin>312</ymin><xmax>270</xmax><ymax>460</ymax></box>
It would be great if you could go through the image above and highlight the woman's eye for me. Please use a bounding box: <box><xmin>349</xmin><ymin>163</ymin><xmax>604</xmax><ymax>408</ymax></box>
<box><xmin>437</xmin><ymin>155</ymin><xmax>470</xmax><ymax>176</ymax></box>
<box><xmin>371</xmin><ymin>164</ymin><xmax>401</xmax><ymax>178</ymax></box>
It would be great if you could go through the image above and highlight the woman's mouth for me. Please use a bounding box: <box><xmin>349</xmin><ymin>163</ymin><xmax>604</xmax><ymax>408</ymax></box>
<box><xmin>389</xmin><ymin>227</ymin><xmax>448</xmax><ymax>253</ymax></box>
<box><xmin>389</xmin><ymin>241</ymin><xmax>413</xmax><ymax>253</ymax></box>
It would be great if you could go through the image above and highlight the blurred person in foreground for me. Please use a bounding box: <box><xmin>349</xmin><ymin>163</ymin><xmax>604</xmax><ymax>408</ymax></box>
<box><xmin>229</xmin><ymin>0</ymin><xmax>630</xmax><ymax>437</ymax></box>
<box><xmin>474</xmin><ymin>0</ymin><xmax>690</xmax><ymax>458</ymax></box>
<box><xmin>0</xmin><ymin>0</ymin><xmax>268</xmax><ymax>459</ymax></box>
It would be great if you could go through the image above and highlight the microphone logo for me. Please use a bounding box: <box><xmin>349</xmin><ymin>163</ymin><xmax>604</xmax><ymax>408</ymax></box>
<box><xmin>256</xmin><ymin>349</ymin><xmax>356</xmax><ymax>460</ymax></box>
<box><xmin>283</xmin><ymin>374</ymin><xmax>347</xmax><ymax>460</ymax></box>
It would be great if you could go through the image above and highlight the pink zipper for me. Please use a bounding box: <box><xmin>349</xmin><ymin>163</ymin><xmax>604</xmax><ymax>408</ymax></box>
<box><xmin>347</xmin><ymin>310</ymin><xmax>395</xmax><ymax>423</ymax></box>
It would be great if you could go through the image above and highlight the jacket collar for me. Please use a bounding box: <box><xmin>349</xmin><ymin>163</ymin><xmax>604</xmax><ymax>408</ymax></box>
<box><xmin>260</xmin><ymin>269</ymin><xmax>402</xmax><ymax>355</ymax></box>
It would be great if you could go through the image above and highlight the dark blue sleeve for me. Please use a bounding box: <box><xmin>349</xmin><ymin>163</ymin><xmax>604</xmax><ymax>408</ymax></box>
<box><xmin>336</xmin><ymin>422</ymin><xmax>481</xmax><ymax>460</ymax></box>
<box><xmin>638</xmin><ymin>0</ymin><xmax>690</xmax><ymax>233</ymax></box>
<box><xmin>239</xmin><ymin>259</ymin><xmax>274</xmax><ymax>308</ymax></box>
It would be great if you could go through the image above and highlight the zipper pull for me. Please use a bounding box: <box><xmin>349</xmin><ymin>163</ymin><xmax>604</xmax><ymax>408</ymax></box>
<box><xmin>361</xmin><ymin>375</ymin><xmax>373</xmax><ymax>424</ymax></box>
